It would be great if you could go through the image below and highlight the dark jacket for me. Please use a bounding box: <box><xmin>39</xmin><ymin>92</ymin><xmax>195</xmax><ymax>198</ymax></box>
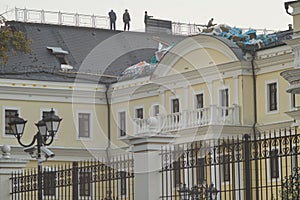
<box><xmin>123</xmin><ymin>12</ymin><xmax>130</xmax><ymax>23</ymax></box>
<box><xmin>108</xmin><ymin>11</ymin><xmax>116</xmax><ymax>22</ymax></box>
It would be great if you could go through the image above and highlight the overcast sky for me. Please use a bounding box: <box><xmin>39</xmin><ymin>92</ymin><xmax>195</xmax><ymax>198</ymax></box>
<box><xmin>0</xmin><ymin>0</ymin><xmax>293</xmax><ymax>32</ymax></box>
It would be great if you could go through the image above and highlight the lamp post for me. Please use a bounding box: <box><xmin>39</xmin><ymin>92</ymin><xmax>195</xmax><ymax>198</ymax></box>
<box><xmin>9</xmin><ymin>108</ymin><xmax>62</xmax><ymax>200</ymax></box>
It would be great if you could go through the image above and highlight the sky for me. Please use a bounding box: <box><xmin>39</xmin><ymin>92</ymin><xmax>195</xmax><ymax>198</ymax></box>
<box><xmin>0</xmin><ymin>0</ymin><xmax>294</xmax><ymax>32</ymax></box>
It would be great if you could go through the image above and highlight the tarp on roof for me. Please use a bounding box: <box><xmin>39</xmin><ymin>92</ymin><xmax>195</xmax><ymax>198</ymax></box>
<box><xmin>202</xmin><ymin>24</ymin><xmax>278</xmax><ymax>50</ymax></box>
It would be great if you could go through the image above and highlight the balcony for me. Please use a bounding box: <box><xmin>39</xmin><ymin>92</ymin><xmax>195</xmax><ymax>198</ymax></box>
<box><xmin>133</xmin><ymin>105</ymin><xmax>240</xmax><ymax>135</ymax></box>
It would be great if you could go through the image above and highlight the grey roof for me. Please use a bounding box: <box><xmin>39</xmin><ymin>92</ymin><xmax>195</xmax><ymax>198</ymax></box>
<box><xmin>3</xmin><ymin>21</ymin><xmax>289</xmax><ymax>84</ymax></box>
<box><xmin>0</xmin><ymin>21</ymin><xmax>186</xmax><ymax>83</ymax></box>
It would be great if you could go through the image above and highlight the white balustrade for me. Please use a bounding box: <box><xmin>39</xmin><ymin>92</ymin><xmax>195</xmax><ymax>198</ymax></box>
<box><xmin>134</xmin><ymin>105</ymin><xmax>240</xmax><ymax>135</ymax></box>
<box><xmin>12</xmin><ymin>8</ymin><xmax>109</xmax><ymax>29</ymax></box>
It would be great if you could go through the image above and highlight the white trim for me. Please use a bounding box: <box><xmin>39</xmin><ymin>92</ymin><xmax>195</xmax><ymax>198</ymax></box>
<box><xmin>183</xmin><ymin>86</ymin><xmax>189</xmax><ymax>110</ymax></box>
<box><xmin>117</xmin><ymin>110</ymin><xmax>127</xmax><ymax>138</ymax></box>
<box><xmin>265</xmin><ymin>79</ymin><xmax>279</xmax><ymax>114</ymax></box>
<box><xmin>75</xmin><ymin>110</ymin><xmax>94</xmax><ymax>141</ymax></box>
<box><xmin>234</xmin><ymin>76</ymin><xmax>239</xmax><ymax>105</ymax></box>
<box><xmin>2</xmin><ymin>106</ymin><xmax>21</xmax><ymax>138</ymax></box>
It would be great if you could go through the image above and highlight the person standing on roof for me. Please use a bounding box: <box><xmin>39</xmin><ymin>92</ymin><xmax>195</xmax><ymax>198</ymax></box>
<box><xmin>108</xmin><ymin>9</ymin><xmax>117</xmax><ymax>30</ymax></box>
<box><xmin>144</xmin><ymin>11</ymin><xmax>153</xmax><ymax>32</ymax></box>
<box><xmin>123</xmin><ymin>9</ymin><xmax>131</xmax><ymax>31</ymax></box>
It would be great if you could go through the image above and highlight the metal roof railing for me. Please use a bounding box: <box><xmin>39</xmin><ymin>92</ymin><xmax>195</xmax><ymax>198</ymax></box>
<box><xmin>1</xmin><ymin>7</ymin><xmax>279</xmax><ymax>36</ymax></box>
<box><xmin>2</xmin><ymin>7</ymin><xmax>109</xmax><ymax>29</ymax></box>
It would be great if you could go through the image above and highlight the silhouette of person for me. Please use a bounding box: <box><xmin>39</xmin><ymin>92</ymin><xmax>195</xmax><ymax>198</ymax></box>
<box><xmin>144</xmin><ymin>11</ymin><xmax>153</xmax><ymax>32</ymax></box>
<box><xmin>123</xmin><ymin>9</ymin><xmax>131</xmax><ymax>31</ymax></box>
<box><xmin>144</xmin><ymin>11</ymin><xmax>153</xmax><ymax>25</ymax></box>
<box><xmin>108</xmin><ymin>9</ymin><xmax>117</xmax><ymax>30</ymax></box>
<box><xmin>207</xmin><ymin>18</ymin><xmax>216</xmax><ymax>28</ymax></box>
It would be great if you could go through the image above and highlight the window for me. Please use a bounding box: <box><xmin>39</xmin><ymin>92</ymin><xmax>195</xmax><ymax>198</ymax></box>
<box><xmin>195</xmin><ymin>94</ymin><xmax>204</xmax><ymax>109</ymax></box>
<box><xmin>220</xmin><ymin>89</ymin><xmax>229</xmax><ymax>116</ymax></box>
<box><xmin>292</xmin><ymin>147</ymin><xmax>298</xmax><ymax>173</ymax></box>
<box><xmin>119</xmin><ymin>171</ymin><xmax>127</xmax><ymax>196</ymax></box>
<box><xmin>4</xmin><ymin>109</ymin><xmax>18</xmax><ymax>135</ymax></box>
<box><xmin>172</xmin><ymin>99</ymin><xmax>180</xmax><ymax>113</ymax></box>
<box><xmin>173</xmin><ymin>161</ymin><xmax>181</xmax><ymax>187</ymax></box>
<box><xmin>43</xmin><ymin>171</ymin><xmax>56</xmax><ymax>196</ymax></box>
<box><xmin>153</xmin><ymin>105</ymin><xmax>159</xmax><ymax>116</ymax></box>
<box><xmin>267</xmin><ymin>82</ymin><xmax>277</xmax><ymax>112</ymax></box>
<box><xmin>119</xmin><ymin>111</ymin><xmax>126</xmax><ymax>137</ymax></box>
<box><xmin>291</xmin><ymin>93</ymin><xmax>296</xmax><ymax>109</ymax></box>
<box><xmin>196</xmin><ymin>157</ymin><xmax>206</xmax><ymax>185</ymax></box>
<box><xmin>79</xmin><ymin>171</ymin><xmax>91</xmax><ymax>197</ymax></box>
<box><xmin>270</xmin><ymin>149</ymin><xmax>279</xmax><ymax>179</ymax></box>
<box><xmin>78</xmin><ymin>113</ymin><xmax>90</xmax><ymax>138</ymax></box>
<box><xmin>135</xmin><ymin>108</ymin><xmax>143</xmax><ymax>119</ymax></box>
<box><xmin>42</xmin><ymin>110</ymin><xmax>52</xmax><ymax>119</ymax></box>
<box><xmin>221</xmin><ymin>155</ymin><xmax>230</xmax><ymax>182</ymax></box>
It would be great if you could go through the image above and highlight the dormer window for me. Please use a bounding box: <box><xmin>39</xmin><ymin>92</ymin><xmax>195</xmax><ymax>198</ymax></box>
<box><xmin>46</xmin><ymin>46</ymin><xmax>69</xmax><ymax>65</ymax></box>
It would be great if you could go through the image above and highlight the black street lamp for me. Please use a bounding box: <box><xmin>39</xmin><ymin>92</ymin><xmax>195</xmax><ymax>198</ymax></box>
<box><xmin>9</xmin><ymin>108</ymin><xmax>62</xmax><ymax>200</ymax></box>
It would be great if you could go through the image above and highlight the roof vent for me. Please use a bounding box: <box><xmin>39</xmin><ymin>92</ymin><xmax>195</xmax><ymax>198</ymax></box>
<box><xmin>46</xmin><ymin>47</ymin><xmax>69</xmax><ymax>55</ymax></box>
<box><xmin>61</xmin><ymin>64</ymin><xmax>73</xmax><ymax>71</ymax></box>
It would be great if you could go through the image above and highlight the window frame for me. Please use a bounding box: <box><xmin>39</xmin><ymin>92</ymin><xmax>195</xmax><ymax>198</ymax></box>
<box><xmin>76</xmin><ymin>110</ymin><xmax>93</xmax><ymax>140</ymax></box>
<box><xmin>170</xmin><ymin>97</ymin><xmax>180</xmax><ymax>114</ymax></box>
<box><xmin>43</xmin><ymin>170</ymin><xmax>57</xmax><ymax>197</ymax></box>
<box><xmin>40</xmin><ymin>108</ymin><xmax>59</xmax><ymax>139</ymax></box>
<box><xmin>196</xmin><ymin>157</ymin><xmax>206</xmax><ymax>185</ymax></box>
<box><xmin>291</xmin><ymin>93</ymin><xmax>296</xmax><ymax>110</ymax></box>
<box><xmin>195</xmin><ymin>92</ymin><xmax>204</xmax><ymax>110</ymax></box>
<box><xmin>79</xmin><ymin>171</ymin><xmax>92</xmax><ymax>198</ymax></box>
<box><xmin>220</xmin><ymin>154</ymin><xmax>231</xmax><ymax>183</ymax></box>
<box><xmin>265</xmin><ymin>80</ymin><xmax>279</xmax><ymax>113</ymax></box>
<box><xmin>219</xmin><ymin>88</ymin><xmax>229</xmax><ymax>116</ymax></box>
<box><xmin>118</xmin><ymin>110</ymin><xmax>127</xmax><ymax>138</ymax></box>
<box><xmin>2</xmin><ymin>107</ymin><xmax>21</xmax><ymax>138</ymax></box>
<box><xmin>118</xmin><ymin>171</ymin><xmax>129</xmax><ymax>197</ymax></box>
<box><xmin>270</xmin><ymin>149</ymin><xmax>280</xmax><ymax>179</ymax></box>
<box><xmin>134</xmin><ymin>106</ymin><xmax>144</xmax><ymax>119</ymax></box>
<box><xmin>152</xmin><ymin>104</ymin><xmax>159</xmax><ymax>116</ymax></box>
<box><xmin>173</xmin><ymin>160</ymin><xmax>181</xmax><ymax>187</ymax></box>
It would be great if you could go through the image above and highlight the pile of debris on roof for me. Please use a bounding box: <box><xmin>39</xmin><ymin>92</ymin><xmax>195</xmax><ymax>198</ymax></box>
<box><xmin>118</xmin><ymin>43</ymin><xmax>173</xmax><ymax>81</ymax></box>
<box><xmin>202</xmin><ymin>24</ymin><xmax>278</xmax><ymax>50</ymax></box>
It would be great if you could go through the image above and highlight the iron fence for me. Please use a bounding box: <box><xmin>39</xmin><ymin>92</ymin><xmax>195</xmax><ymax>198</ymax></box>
<box><xmin>11</xmin><ymin>155</ymin><xmax>134</xmax><ymax>200</ymax></box>
<box><xmin>160</xmin><ymin>128</ymin><xmax>300</xmax><ymax>200</ymax></box>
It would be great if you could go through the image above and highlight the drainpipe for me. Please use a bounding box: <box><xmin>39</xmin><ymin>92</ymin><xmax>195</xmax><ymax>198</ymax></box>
<box><xmin>250</xmin><ymin>49</ymin><xmax>259</xmax><ymax>200</ymax></box>
<box><xmin>105</xmin><ymin>83</ymin><xmax>111</xmax><ymax>149</ymax></box>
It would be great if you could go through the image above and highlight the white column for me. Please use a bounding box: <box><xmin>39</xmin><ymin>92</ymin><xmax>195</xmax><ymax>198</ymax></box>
<box><xmin>234</xmin><ymin>76</ymin><xmax>239</xmax><ymax>105</ymax></box>
<box><xmin>0</xmin><ymin>145</ymin><xmax>28</xmax><ymax>200</ymax></box>
<box><xmin>207</xmin><ymin>81</ymin><xmax>213</xmax><ymax>105</ymax></box>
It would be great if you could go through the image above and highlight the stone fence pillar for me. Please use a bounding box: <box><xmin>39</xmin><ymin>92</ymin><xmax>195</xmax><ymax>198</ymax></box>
<box><xmin>122</xmin><ymin>134</ymin><xmax>175</xmax><ymax>200</ymax></box>
<box><xmin>0</xmin><ymin>145</ymin><xmax>28</xmax><ymax>200</ymax></box>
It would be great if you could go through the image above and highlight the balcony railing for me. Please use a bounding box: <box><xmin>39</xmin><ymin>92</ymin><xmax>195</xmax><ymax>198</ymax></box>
<box><xmin>134</xmin><ymin>105</ymin><xmax>240</xmax><ymax>135</ymax></box>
